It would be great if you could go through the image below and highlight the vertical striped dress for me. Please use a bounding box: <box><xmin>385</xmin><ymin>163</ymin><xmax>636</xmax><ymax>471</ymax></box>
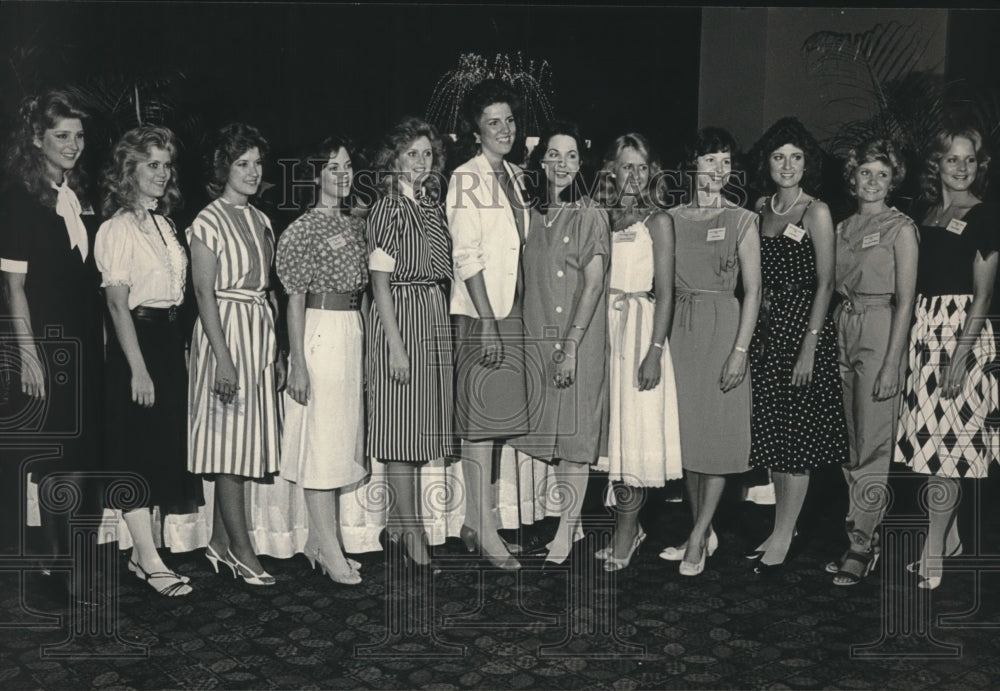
<box><xmin>187</xmin><ymin>197</ymin><xmax>280</xmax><ymax>478</ymax></box>
<box><xmin>366</xmin><ymin>191</ymin><xmax>454</xmax><ymax>462</ymax></box>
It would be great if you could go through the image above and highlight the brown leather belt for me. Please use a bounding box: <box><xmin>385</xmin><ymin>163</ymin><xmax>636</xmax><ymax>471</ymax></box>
<box><xmin>306</xmin><ymin>291</ymin><xmax>362</xmax><ymax>311</ymax></box>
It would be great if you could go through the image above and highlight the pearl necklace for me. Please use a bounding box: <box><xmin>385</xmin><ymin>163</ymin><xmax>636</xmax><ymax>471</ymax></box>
<box><xmin>770</xmin><ymin>188</ymin><xmax>803</xmax><ymax>216</ymax></box>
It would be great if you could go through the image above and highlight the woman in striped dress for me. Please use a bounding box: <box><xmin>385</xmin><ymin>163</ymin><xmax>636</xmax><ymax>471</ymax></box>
<box><xmin>367</xmin><ymin>117</ymin><xmax>453</xmax><ymax>567</ymax></box>
<box><xmin>188</xmin><ymin>123</ymin><xmax>284</xmax><ymax>586</ymax></box>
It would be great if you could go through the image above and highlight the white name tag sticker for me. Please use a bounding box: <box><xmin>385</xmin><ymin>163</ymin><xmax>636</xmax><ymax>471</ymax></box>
<box><xmin>783</xmin><ymin>224</ymin><xmax>806</xmax><ymax>242</ymax></box>
<box><xmin>327</xmin><ymin>234</ymin><xmax>348</xmax><ymax>250</ymax></box>
<box><xmin>706</xmin><ymin>227</ymin><xmax>726</xmax><ymax>242</ymax></box>
<box><xmin>861</xmin><ymin>232</ymin><xmax>880</xmax><ymax>249</ymax></box>
<box><xmin>946</xmin><ymin>218</ymin><xmax>967</xmax><ymax>235</ymax></box>
<box><xmin>614</xmin><ymin>231</ymin><xmax>637</xmax><ymax>243</ymax></box>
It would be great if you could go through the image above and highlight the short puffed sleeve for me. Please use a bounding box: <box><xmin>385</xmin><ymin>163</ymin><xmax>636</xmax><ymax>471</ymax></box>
<box><xmin>94</xmin><ymin>215</ymin><xmax>136</xmax><ymax>288</ymax></box>
<box><xmin>187</xmin><ymin>209</ymin><xmax>220</xmax><ymax>255</ymax></box>
<box><xmin>576</xmin><ymin>202</ymin><xmax>611</xmax><ymax>268</ymax></box>
<box><xmin>0</xmin><ymin>187</ymin><xmax>34</xmax><ymax>273</ymax></box>
<box><xmin>276</xmin><ymin>214</ymin><xmax>316</xmax><ymax>294</ymax></box>
<box><xmin>367</xmin><ymin>196</ymin><xmax>400</xmax><ymax>273</ymax></box>
<box><xmin>964</xmin><ymin>203</ymin><xmax>1000</xmax><ymax>259</ymax></box>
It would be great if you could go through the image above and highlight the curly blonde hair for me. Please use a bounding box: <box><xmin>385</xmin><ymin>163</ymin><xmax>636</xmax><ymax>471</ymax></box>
<box><xmin>101</xmin><ymin>125</ymin><xmax>182</xmax><ymax>217</ymax></box>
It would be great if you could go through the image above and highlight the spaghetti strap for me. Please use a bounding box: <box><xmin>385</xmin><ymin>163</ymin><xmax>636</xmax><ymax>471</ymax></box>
<box><xmin>796</xmin><ymin>198</ymin><xmax>814</xmax><ymax>226</ymax></box>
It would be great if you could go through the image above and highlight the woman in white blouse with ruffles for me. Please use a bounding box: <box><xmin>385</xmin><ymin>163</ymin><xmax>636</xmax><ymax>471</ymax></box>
<box><xmin>95</xmin><ymin>126</ymin><xmax>203</xmax><ymax>597</ymax></box>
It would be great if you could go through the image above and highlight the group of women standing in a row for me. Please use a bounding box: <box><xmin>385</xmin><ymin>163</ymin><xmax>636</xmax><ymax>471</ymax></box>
<box><xmin>2</xmin><ymin>84</ymin><xmax>996</xmax><ymax>599</ymax></box>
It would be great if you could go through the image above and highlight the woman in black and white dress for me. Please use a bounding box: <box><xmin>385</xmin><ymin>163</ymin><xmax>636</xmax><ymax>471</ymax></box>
<box><xmin>896</xmin><ymin>127</ymin><xmax>999</xmax><ymax>590</ymax></box>
<box><xmin>366</xmin><ymin>117</ymin><xmax>454</xmax><ymax>567</ymax></box>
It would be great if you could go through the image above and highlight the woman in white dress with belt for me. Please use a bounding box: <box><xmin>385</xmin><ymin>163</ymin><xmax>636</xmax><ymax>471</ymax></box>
<box><xmin>598</xmin><ymin>133</ymin><xmax>683</xmax><ymax>572</ymax></box>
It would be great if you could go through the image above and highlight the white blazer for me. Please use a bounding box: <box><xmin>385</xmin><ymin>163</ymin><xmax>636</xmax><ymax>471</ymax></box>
<box><xmin>446</xmin><ymin>153</ymin><xmax>531</xmax><ymax>319</ymax></box>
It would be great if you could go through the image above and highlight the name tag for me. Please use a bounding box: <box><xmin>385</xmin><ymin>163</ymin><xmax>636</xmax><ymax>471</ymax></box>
<box><xmin>706</xmin><ymin>227</ymin><xmax>726</xmax><ymax>242</ymax></box>
<box><xmin>861</xmin><ymin>232</ymin><xmax>880</xmax><ymax>249</ymax></box>
<box><xmin>614</xmin><ymin>231</ymin><xmax>637</xmax><ymax>243</ymax></box>
<box><xmin>946</xmin><ymin>218</ymin><xmax>967</xmax><ymax>235</ymax></box>
<box><xmin>782</xmin><ymin>224</ymin><xmax>806</xmax><ymax>242</ymax></box>
<box><xmin>327</xmin><ymin>234</ymin><xmax>347</xmax><ymax>250</ymax></box>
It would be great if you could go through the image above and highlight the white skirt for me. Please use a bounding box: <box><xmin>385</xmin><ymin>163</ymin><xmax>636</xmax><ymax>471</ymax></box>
<box><xmin>281</xmin><ymin>308</ymin><xmax>367</xmax><ymax>489</ymax></box>
<box><xmin>603</xmin><ymin>293</ymin><xmax>683</xmax><ymax>486</ymax></box>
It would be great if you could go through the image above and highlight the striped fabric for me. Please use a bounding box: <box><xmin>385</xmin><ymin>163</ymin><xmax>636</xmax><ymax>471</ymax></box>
<box><xmin>187</xmin><ymin>199</ymin><xmax>281</xmax><ymax>478</ymax></box>
<box><xmin>366</xmin><ymin>194</ymin><xmax>454</xmax><ymax>461</ymax></box>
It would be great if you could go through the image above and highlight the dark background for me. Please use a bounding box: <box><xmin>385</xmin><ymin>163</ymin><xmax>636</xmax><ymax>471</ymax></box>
<box><xmin>0</xmin><ymin>2</ymin><xmax>703</xmax><ymax>224</ymax></box>
<box><xmin>2</xmin><ymin>5</ymin><xmax>999</xmax><ymax>224</ymax></box>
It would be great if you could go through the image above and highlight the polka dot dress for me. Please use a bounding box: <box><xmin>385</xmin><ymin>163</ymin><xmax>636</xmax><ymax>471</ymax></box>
<box><xmin>748</xmin><ymin>206</ymin><xmax>848</xmax><ymax>473</ymax></box>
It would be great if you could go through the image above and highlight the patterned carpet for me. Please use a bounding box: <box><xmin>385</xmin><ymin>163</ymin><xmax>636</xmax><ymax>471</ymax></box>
<box><xmin>2</xmin><ymin>466</ymin><xmax>999</xmax><ymax>690</ymax></box>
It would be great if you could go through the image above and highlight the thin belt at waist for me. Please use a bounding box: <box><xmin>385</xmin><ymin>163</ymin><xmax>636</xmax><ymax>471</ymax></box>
<box><xmin>837</xmin><ymin>291</ymin><xmax>894</xmax><ymax>314</ymax></box>
<box><xmin>306</xmin><ymin>290</ymin><xmax>363</xmax><ymax>311</ymax></box>
<box><xmin>216</xmin><ymin>288</ymin><xmax>267</xmax><ymax>305</ymax></box>
<box><xmin>392</xmin><ymin>280</ymin><xmax>443</xmax><ymax>287</ymax></box>
<box><xmin>609</xmin><ymin>289</ymin><xmax>654</xmax><ymax>366</ymax></box>
<box><xmin>674</xmin><ymin>288</ymin><xmax>734</xmax><ymax>331</ymax></box>
<box><xmin>763</xmin><ymin>282</ymin><xmax>815</xmax><ymax>295</ymax></box>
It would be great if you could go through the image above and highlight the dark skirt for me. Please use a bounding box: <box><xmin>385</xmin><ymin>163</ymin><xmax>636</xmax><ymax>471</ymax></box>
<box><xmin>105</xmin><ymin>307</ymin><xmax>203</xmax><ymax>514</ymax></box>
<box><xmin>453</xmin><ymin>314</ymin><xmax>531</xmax><ymax>442</ymax></box>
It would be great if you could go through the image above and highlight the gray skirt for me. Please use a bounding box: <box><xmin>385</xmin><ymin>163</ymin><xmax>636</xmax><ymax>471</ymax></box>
<box><xmin>453</xmin><ymin>314</ymin><xmax>531</xmax><ymax>442</ymax></box>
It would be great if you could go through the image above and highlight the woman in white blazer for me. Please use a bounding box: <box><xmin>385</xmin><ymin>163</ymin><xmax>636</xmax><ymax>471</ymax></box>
<box><xmin>447</xmin><ymin>79</ymin><xmax>531</xmax><ymax>570</ymax></box>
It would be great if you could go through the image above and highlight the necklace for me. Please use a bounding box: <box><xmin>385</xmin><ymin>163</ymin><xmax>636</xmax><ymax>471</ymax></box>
<box><xmin>770</xmin><ymin>188</ymin><xmax>803</xmax><ymax>216</ymax></box>
<box><xmin>543</xmin><ymin>203</ymin><xmax>566</xmax><ymax>228</ymax></box>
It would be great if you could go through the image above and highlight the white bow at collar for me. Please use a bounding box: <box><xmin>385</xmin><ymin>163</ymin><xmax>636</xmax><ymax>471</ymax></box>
<box><xmin>53</xmin><ymin>181</ymin><xmax>89</xmax><ymax>261</ymax></box>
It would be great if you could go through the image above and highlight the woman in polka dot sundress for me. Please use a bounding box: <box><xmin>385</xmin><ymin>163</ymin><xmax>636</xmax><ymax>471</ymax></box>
<box><xmin>746</xmin><ymin>118</ymin><xmax>848</xmax><ymax>573</ymax></box>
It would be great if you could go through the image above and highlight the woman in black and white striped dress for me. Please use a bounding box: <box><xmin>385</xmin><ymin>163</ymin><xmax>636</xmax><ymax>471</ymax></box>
<box><xmin>366</xmin><ymin>117</ymin><xmax>454</xmax><ymax>566</ymax></box>
<box><xmin>188</xmin><ymin>123</ymin><xmax>284</xmax><ymax>586</ymax></box>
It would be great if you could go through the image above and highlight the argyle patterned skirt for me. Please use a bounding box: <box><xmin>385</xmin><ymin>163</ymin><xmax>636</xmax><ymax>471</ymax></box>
<box><xmin>896</xmin><ymin>294</ymin><xmax>1000</xmax><ymax>478</ymax></box>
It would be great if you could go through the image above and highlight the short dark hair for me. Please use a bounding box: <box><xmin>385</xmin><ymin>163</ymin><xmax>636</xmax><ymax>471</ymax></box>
<box><xmin>684</xmin><ymin>126</ymin><xmax>739</xmax><ymax>166</ymax></box>
<box><xmin>843</xmin><ymin>138</ymin><xmax>906</xmax><ymax>196</ymax></box>
<box><xmin>456</xmin><ymin>79</ymin><xmax>521</xmax><ymax>162</ymax></box>
<box><xmin>204</xmin><ymin>122</ymin><xmax>269</xmax><ymax>199</ymax></box>
<box><xmin>751</xmin><ymin>117</ymin><xmax>824</xmax><ymax>195</ymax></box>
<box><xmin>525</xmin><ymin>120</ymin><xmax>589</xmax><ymax>212</ymax></box>
<box><xmin>296</xmin><ymin>134</ymin><xmax>357</xmax><ymax>214</ymax></box>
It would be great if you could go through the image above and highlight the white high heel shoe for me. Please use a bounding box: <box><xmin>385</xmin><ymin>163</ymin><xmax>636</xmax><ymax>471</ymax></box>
<box><xmin>604</xmin><ymin>530</ymin><xmax>647</xmax><ymax>572</ymax></box>
<box><xmin>660</xmin><ymin>528</ymin><xmax>718</xmax><ymax>562</ymax></box>
<box><xmin>226</xmin><ymin>549</ymin><xmax>276</xmax><ymax>587</ymax></box>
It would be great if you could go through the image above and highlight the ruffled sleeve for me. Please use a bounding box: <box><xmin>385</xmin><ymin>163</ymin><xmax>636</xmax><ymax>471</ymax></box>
<box><xmin>94</xmin><ymin>214</ymin><xmax>136</xmax><ymax>288</ymax></box>
<box><xmin>367</xmin><ymin>196</ymin><xmax>399</xmax><ymax>273</ymax></box>
<box><xmin>276</xmin><ymin>214</ymin><xmax>315</xmax><ymax>294</ymax></box>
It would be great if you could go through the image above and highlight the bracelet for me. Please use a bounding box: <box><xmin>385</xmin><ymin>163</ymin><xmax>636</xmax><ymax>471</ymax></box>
<box><xmin>807</xmin><ymin>328</ymin><xmax>820</xmax><ymax>336</ymax></box>
<box><xmin>650</xmin><ymin>342</ymin><xmax>665</xmax><ymax>350</ymax></box>
<box><xmin>733</xmin><ymin>345</ymin><xmax>748</xmax><ymax>353</ymax></box>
